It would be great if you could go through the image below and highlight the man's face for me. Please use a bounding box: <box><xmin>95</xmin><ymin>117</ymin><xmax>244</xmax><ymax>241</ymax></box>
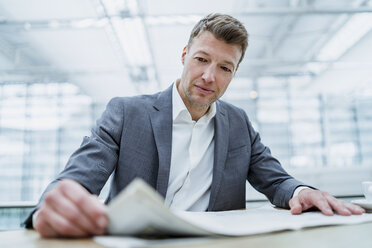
<box><xmin>178</xmin><ymin>31</ymin><xmax>242</xmax><ymax>110</ymax></box>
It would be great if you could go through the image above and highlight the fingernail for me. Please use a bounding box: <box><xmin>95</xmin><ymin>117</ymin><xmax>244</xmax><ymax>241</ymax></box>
<box><xmin>326</xmin><ymin>208</ymin><xmax>334</xmax><ymax>215</ymax></box>
<box><xmin>358</xmin><ymin>207</ymin><xmax>366</xmax><ymax>213</ymax></box>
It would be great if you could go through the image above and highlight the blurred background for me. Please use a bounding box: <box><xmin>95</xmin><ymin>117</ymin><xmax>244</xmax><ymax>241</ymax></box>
<box><xmin>0</xmin><ymin>0</ymin><xmax>372</xmax><ymax>230</ymax></box>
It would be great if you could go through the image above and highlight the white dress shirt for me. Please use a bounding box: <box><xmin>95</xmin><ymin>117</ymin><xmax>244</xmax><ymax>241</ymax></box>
<box><xmin>164</xmin><ymin>82</ymin><xmax>216</xmax><ymax>211</ymax></box>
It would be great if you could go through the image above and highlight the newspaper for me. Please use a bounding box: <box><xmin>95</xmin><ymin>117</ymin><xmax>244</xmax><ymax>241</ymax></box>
<box><xmin>106</xmin><ymin>178</ymin><xmax>372</xmax><ymax>237</ymax></box>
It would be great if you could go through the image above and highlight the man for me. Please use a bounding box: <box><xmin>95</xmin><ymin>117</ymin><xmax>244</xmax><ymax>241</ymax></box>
<box><xmin>25</xmin><ymin>13</ymin><xmax>365</xmax><ymax>238</ymax></box>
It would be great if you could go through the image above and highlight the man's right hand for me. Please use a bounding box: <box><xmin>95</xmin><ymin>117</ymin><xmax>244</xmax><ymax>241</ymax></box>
<box><xmin>34</xmin><ymin>179</ymin><xmax>108</xmax><ymax>238</ymax></box>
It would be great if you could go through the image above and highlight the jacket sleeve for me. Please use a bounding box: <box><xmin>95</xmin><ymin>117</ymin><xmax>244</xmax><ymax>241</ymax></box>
<box><xmin>243</xmin><ymin>110</ymin><xmax>310</xmax><ymax>209</ymax></box>
<box><xmin>24</xmin><ymin>97</ymin><xmax>125</xmax><ymax>228</ymax></box>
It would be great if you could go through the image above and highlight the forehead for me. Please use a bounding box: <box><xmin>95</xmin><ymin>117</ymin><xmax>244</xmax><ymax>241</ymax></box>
<box><xmin>188</xmin><ymin>31</ymin><xmax>242</xmax><ymax>66</ymax></box>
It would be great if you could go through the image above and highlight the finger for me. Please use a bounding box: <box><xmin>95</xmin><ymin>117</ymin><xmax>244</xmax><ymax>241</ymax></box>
<box><xmin>44</xmin><ymin>188</ymin><xmax>105</xmax><ymax>235</ymax></box>
<box><xmin>40</xmin><ymin>204</ymin><xmax>89</xmax><ymax>237</ymax></box>
<box><xmin>325</xmin><ymin>195</ymin><xmax>351</xmax><ymax>216</ymax></box>
<box><xmin>324</xmin><ymin>195</ymin><xmax>365</xmax><ymax>216</ymax></box>
<box><xmin>34</xmin><ymin>211</ymin><xmax>59</xmax><ymax>238</ymax></box>
<box><xmin>309</xmin><ymin>192</ymin><xmax>334</xmax><ymax>216</ymax></box>
<box><xmin>59</xmin><ymin>180</ymin><xmax>108</xmax><ymax>230</ymax></box>
<box><xmin>344</xmin><ymin>202</ymin><xmax>365</xmax><ymax>215</ymax></box>
<box><xmin>289</xmin><ymin>197</ymin><xmax>303</xmax><ymax>215</ymax></box>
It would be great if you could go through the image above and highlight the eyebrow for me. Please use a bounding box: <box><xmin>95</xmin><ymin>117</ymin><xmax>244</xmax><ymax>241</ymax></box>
<box><xmin>195</xmin><ymin>51</ymin><xmax>236</xmax><ymax>70</ymax></box>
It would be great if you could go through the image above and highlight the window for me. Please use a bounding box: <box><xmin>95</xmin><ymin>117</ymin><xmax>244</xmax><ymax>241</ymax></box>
<box><xmin>0</xmin><ymin>82</ymin><xmax>94</xmax><ymax>229</ymax></box>
<box><xmin>224</xmin><ymin>77</ymin><xmax>372</xmax><ymax>199</ymax></box>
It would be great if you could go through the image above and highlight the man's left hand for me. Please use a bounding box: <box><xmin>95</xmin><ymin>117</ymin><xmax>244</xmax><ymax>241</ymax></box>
<box><xmin>289</xmin><ymin>188</ymin><xmax>365</xmax><ymax>216</ymax></box>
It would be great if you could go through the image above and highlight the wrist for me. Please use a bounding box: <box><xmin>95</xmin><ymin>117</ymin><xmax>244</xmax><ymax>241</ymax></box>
<box><xmin>293</xmin><ymin>186</ymin><xmax>311</xmax><ymax>198</ymax></box>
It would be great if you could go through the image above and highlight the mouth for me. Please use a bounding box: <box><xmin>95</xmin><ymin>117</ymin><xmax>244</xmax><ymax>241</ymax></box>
<box><xmin>195</xmin><ymin>85</ymin><xmax>214</xmax><ymax>95</ymax></box>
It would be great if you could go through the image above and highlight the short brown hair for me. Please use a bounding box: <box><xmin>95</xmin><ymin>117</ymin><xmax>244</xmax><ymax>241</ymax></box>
<box><xmin>188</xmin><ymin>13</ymin><xmax>249</xmax><ymax>65</ymax></box>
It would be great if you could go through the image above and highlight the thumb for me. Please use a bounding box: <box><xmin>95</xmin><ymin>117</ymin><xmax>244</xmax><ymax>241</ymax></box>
<box><xmin>289</xmin><ymin>196</ymin><xmax>303</xmax><ymax>215</ymax></box>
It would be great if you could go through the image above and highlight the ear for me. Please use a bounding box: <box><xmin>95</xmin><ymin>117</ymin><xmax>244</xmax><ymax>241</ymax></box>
<box><xmin>181</xmin><ymin>46</ymin><xmax>188</xmax><ymax>65</ymax></box>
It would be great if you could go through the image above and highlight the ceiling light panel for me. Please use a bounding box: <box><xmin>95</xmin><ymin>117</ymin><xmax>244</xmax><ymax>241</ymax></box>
<box><xmin>111</xmin><ymin>17</ymin><xmax>151</xmax><ymax>66</ymax></box>
<box><xmin>0</xmin><ymin>0</ymin><xmax>97</xmax><ymax>21</ymax></box>
<box><xmin>100</xmin><ymin>0</ymin><xmax>139</xmax><ymax>16</ymax></box>
<box><xmin>317</xmin><ymin>13</ymin><xmax>372</xmax><ymax>61</ymax></box>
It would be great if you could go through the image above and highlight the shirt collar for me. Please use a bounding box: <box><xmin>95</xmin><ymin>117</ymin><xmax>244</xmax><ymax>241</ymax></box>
<box><xmin>172</xmin><ymin>81</ymin><xmax>216</xmax><ymax>123</ymax></box>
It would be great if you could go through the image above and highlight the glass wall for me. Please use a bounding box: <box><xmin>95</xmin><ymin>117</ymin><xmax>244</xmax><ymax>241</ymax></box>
<box><xmin>0</xmin><ymin>82</ymin><xmax>94</xmax><ymax>230</ymax></box>
<box><xmin>224</xmin><ymin>77</ymin><xmax>372</xmax><ymax>199</ymax></box>
<box><xmin>226</xmin><ymin>77</ymin><xmax>372</xmax><ymax>169</ymax></box>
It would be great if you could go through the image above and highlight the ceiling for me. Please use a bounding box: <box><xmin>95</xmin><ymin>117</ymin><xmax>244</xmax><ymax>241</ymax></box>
<box><xmin>0</xmin><ymin>0</ymin><xmax>372</xmax><ymax>104</ymax></box>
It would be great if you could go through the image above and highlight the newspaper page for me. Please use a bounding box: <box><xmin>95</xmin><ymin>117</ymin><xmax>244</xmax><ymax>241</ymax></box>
<box><xmin>106</xmin><ymin>178</ymin><xmax>372</xmax><ymax>237</ymax></box>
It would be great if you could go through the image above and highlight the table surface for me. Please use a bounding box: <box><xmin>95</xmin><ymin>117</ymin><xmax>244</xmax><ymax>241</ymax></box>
<box><xmin>1</xmin><ymin>222</ymin><xmax>372</xmax><ymax>248</ymax></box>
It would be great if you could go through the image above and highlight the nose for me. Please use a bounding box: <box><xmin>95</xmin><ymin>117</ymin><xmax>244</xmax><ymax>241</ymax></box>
<box><xmin>201</xmin><ymin>65</ymin><xmax>216</xmax><ymax>83</ymax></box>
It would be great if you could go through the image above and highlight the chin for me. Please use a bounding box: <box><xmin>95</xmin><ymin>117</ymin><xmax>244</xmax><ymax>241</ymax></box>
<box><xmin>193</xmin><ymin>100</ymin><xmax>213</xmax><ymax>109</ymax></box>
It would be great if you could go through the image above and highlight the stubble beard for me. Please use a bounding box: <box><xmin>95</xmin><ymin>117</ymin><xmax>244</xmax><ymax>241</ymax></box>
<box><xmin>184</xmin><ymin>83</ymin><xmax>218</xmax><ymax>110</ymax></box>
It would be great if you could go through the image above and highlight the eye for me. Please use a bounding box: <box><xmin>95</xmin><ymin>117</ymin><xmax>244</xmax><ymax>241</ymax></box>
<box><xmin>195</xmin><ymin>57</ymin><xmax>207</xmax><ymax>63</ymax></box>
<box><xmin>221</xmin><ymin>66</ymin><xmax>232</xmax><ymax>73</ymax></box>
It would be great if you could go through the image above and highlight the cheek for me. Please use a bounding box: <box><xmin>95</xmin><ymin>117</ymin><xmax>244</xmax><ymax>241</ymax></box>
<box><xmin>216</xmin><ymin>77</ymin><xmax>232</xmax><ymax>94</ymax></box>
<box><xmin>187</xmin><ymin>62</ymin><xmax>206</xmax><ymax>78</ymax></box>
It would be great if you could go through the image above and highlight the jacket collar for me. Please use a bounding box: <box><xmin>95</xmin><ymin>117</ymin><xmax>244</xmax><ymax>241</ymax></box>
<box><xmin>150</xmin><ymin>84</ymin><xmax>173</xmax><ymax>198</ymax></box>
<box><xmin>208</xmin><ymin>101</ymin><xmax>229</xmax><ymax>210</ymax></box>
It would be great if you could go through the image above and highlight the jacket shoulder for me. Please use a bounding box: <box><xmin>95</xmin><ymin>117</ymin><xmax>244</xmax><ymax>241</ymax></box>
<box><xmin>107</xmin><ymin>91</ymin><xmax>161</xmax><ymax>110</ymax></box>
<box><xmin>217</xmin><ymin>100</ymin><xmax>248</xmax><ymax>118</ymax></box>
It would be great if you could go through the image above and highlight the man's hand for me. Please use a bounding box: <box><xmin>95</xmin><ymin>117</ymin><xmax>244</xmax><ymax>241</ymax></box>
<box><xmin>34</xmin><ymin>179</ymin><xmax>108</xmax><ymax>238</ymax></box>
<box><xmin>289</xmin><ymin>188</ymin><xmax>365</xmax><ymax>216</ymax></box>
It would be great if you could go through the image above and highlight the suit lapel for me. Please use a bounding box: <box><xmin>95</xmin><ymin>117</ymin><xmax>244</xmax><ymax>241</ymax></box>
<box><xmin>208</xmin><ymin>101</ymin><xmax>229</xmax><ymax>210</ymax></box>
<box><xmin>149</xmin><ymin>85</ymin><xmax>173</xmax><ymax>198</ymax></box>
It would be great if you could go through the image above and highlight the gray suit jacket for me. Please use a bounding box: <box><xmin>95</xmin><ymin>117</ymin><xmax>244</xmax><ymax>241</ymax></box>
<box><xmin>25</xmin><ymin>84</ymin><xmax>305</xmax><ymax>227</ymax></box>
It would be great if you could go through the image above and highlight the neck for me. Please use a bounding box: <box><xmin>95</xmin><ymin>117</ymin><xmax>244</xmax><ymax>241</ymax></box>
<box><xmin>190</xmin><ymin>106</ymin><xmax>210</xmax><ymax>122</ymax></box>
